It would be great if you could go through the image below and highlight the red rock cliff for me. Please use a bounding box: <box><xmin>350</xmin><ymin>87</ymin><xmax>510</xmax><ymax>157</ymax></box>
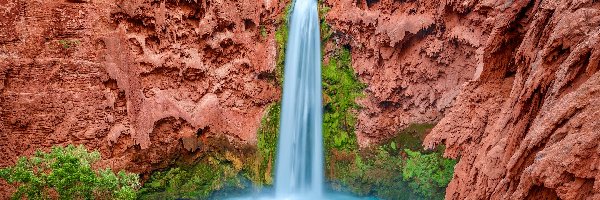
<box><xmin>326</xmin><ymin>0</ymin><xmax>600</xmax><ymax>199</ymax></box>
<box><xmin>2</xmin><ymin>0</ymin><xmax>600</xmax><ymax>199</ymax></box>
<box><xmin>0</xmin><ymin>0</ymin><xmax>282</xmax><ymax>196</ymax></box>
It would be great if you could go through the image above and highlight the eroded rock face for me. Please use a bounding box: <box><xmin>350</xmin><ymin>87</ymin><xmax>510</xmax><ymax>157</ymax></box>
<box><xmin>325</xmin><ymin>0</ymin><xmax>479</xmax><ymax>145</ymax></box>
<box><xmin>327</xmin><ymin>0</ymin><xmax>600</xmax><ymax>199</ymax></box>
<box><xmin>0</xmin><ymin>0</ymin><xmax>281</xmax><ymax>196</ymax></box>
<box><xmin>2</xmin><ymin>0</ymin><xmax>599</xmax><ymax>198</ymax></box>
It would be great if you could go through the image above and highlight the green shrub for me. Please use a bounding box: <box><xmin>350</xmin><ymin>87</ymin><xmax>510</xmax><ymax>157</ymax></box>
<box><xmin>402</xmin><ymin>149</ymin><xmax>456</xmax><ymax>199</ymax></box>
<box><xmin>326</xmin><ymin>124</ymin><xmax>456</xmax><ymax>200</ymax></box>
<box><xmin>0</xmin><ymin>144</ymin><xmax>139</xmax><ymax>200</ymax></box>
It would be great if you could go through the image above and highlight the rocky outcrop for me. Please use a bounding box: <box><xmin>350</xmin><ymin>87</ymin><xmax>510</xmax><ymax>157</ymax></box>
<box><xmin>0</xmin><ymin>0</ymin><xmax>281</xmax><ymax>196</ymax></box>
<box><xmin>2</xmin><ymin>0</ymin><xmax>599</xmax><ymax>199</ymax></box>
<box><xmin>327</xmin><ymin>0</ymin><xmax>600</xmax><ymax>199</ymax></box>
<box><xmin>425</xmin><ymin>1</ymin><xmax>600</xmax><ymax>199</ymax></box>
<box><xmin>325</xmin><ymin>0</ymin><xmax>479</xmax><ymax>145</ymax></box>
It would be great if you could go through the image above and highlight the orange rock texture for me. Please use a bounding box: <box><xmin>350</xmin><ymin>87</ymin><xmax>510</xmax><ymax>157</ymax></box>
<box><xmin>0</xmin><ymin>0</ymin><xmax>282</xmax><ymax>196</ymax></box>
<box><xmin>326</xmin><ymin>0</ymin><xmax>600</xmax><ymax>199</ymax></box>
<box><xmin>2</xmin><ymin>0</ymin><xmax>599</xmax><ymax>199</ymax></box>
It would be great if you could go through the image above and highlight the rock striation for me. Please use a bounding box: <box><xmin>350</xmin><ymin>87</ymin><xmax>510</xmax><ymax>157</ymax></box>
<box><xmin>2</xmin><ymin>0</ymin><xmax>599</xmax><ymax>199</ymax></box>
<box><xmin>326</xmin><ymin>0</ymin><xmax>600</xmax><ymax>199</ymax></box>
<box><xmin>0</xmin><ymin>0</ymin><xmax>282</xmax><ymax>196</ymax></box>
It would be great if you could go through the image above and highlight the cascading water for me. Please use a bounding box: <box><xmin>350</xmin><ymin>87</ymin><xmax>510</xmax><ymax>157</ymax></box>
<box><xmin>225</xmin><ymin>0</ymin><xmax>371</xmax><ymax>199</ymax></box>
<box><xmin>274</xmin><ymin>0</ymin><xmax>323</xmax><ymax>198</ymax></box>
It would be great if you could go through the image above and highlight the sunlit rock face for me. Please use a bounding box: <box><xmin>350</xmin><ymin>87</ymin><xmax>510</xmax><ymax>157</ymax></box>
<box><xmin>2</xmin><ymin>0</ymin><xmax>600</xmax><ymax>199</ymax></box>
<box><xmin>0</xmin><ymin>0</ymin><xmax>281</xmax><ymax>196</ymax></box>
<box><xmin>324</xmin><ymin>0</ymin><xmax>479</xmax><ymax>146</ymax></box>
<box><xmin>326</xmin><ymin>0</ymin><xmax>600</xmax><ymax>199</ymax></box>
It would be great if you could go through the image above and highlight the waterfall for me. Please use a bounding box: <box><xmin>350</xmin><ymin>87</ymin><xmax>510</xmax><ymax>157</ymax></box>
<box><xmin>274</xmin><ymin>0</ymin><xmax>324</xmax><ymax>198</ymax></box>
<box><xmin>225</xmin><ymin>0</ymin><xmax>369</xmax><ymax>199</ymax></box>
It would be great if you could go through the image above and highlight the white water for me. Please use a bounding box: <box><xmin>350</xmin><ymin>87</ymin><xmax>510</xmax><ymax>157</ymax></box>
<box><xmin>274</xmin><ymin>0</ymin><xmax>323</xmax><ymax>198</ymax></box>
<box><xmin>226</xmin><ymin>0</ymin><xmax>374</xmax><ymax>199</ymax></box>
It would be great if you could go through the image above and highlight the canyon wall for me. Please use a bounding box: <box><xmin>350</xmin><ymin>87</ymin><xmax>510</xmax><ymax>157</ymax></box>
<box><xmin>326</xmin><ymin>0</ymin><xmax>600</xmax><ymax>199</ymax></box>
<box><xmin>2</xmin><ymin>0</ymin><xmax>599</xmax><ymax>199</ymax></box>
<box><xmin>0</xmin><ymin>0</ymin><xmax>282</xmax><ymax>196</ymax></box>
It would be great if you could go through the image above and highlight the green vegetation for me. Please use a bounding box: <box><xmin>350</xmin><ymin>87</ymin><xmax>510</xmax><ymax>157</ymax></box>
<box><xmin>322</xmin><ymin>47</ymin><xmax>365</xmax><ymax>151</ymax></box>
<box><xmin>403</xmin><ymin>149</ymin><xmax>457</xmax><ymax>198</ymax></box>
<box><xmin>138</xmin><ymin>131</ymin><xmax>279</xmax><ymax>200</ymax></box>
<box><xmin>275</xmin><ymin>2</ymin><xmax>294</xmax><ymax>85</ymax></box>
<box><xmin>57</xmin><ymin>39</ymin><xmax>80</xmax><ymax>49</ymax></box>
<box><xmin>260</xmin><ymin>25</ymin><xmax>268</xmax><ymax>39</ymax></box>
<box><xmin>253</xmin><ymin>103</ymin><xmax>280</xmax><ymax>185</ymax></box>
<box><xmin>0</xmin><ymin>144</ymin><xmax>140</xmax><ymax>200</ymax></box>
<box><xmin>327</xmin><ymin>124</ymin><xmax>455</xmax><ymax>200</ymax></box>
<box><xmin>138</xmin><ymin>150</ymin><xmax>246</xmax><ymax>200</ymax></box>
<box><xmin>318</xmin><ymin>2</ymin><xmax>333</xmax><ymax>46</ymax></box>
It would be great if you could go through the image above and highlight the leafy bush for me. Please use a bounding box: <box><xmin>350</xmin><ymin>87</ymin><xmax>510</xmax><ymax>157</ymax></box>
<box><xmin>402</xmin><ymin>149</ymin><xmax>457</xmax><ymax>198</ymax></box>
<box><xmin>0</xmin><ymin>144</ymin><xmax>139</xmax><ymax>200</ymax></box>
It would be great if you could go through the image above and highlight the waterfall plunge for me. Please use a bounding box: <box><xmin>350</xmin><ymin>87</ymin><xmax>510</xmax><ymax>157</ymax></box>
<box><xmin>275</xmin><ymin>0</ymin><xmax>323</xmax><ymax>198</ymax></box>
<box><xmin>225</xmin><ymin>0</ymin><xmax>371</xmax><ymax>199</ymax></box>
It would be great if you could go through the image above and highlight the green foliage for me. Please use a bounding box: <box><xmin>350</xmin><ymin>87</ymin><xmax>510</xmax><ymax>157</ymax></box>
<box><xmin>275</xmin><ymin>2</ymin><xmax>293</xmax><ymax>85</ymax></box>
<box><xmin>259</xmin><ymin>25</ymin><xmax>268</xmax><ymax>38</ymax></box>
<box><xmin>253</xmin><ymin>103</ymin><xmax>281</xmax><ymax>185</ymax></box>
<box><xmin>322</xmin><ymin>47</ymin><xmax>365</xmax><ymax>151</ymax></box>
<box><xmin>138</xmin><ymin>151</ymin><xmax>245</xmax><ymax>200</ymax></box>
<box><xmin>0</xmin><ymin>144</ymin><xmax>140</xmax><ymax>200</ymax></box>
<box><xmin>327</xmin><ymin>124</ymin><xmax>456</xmax><ymax>200</ymax></box>
<box><xmin>57</xmin><ymin>39</ymin><xmax>79</xmax><ymax>49</ymax></box>
<box><xmin>402</xmin><ymin>149</ymin><xmax>457</xmax><ymax>199</ymax></box>
<box><xmin>318</xmin><ymin>3</ymin><xmax>333</xmax><ymax>45</ymax></box>
<box><xmin>329</xmin><ymin>148</ymin><xmax>423</xmax><ymax>200</ymax></box>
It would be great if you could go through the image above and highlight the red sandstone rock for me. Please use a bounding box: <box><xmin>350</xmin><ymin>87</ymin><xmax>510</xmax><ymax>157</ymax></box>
<box><xmin>0</xmin><ymin>0</ymin><xmax>282</xmax><ymax>197</ymax></box>
<box><xmin>2</xmin><ymin>0</ymin><xmax>599</xmax><ymax>199</ymax></box>
<box><xmin>326</xmin><ymin>0</ymin><xmax>600</xmax><ymax>199</ymax></box>
<box><xmin>325</xmin><ymin>0</ymin><xmax>478</xmax><ymax>146</ymax></box>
